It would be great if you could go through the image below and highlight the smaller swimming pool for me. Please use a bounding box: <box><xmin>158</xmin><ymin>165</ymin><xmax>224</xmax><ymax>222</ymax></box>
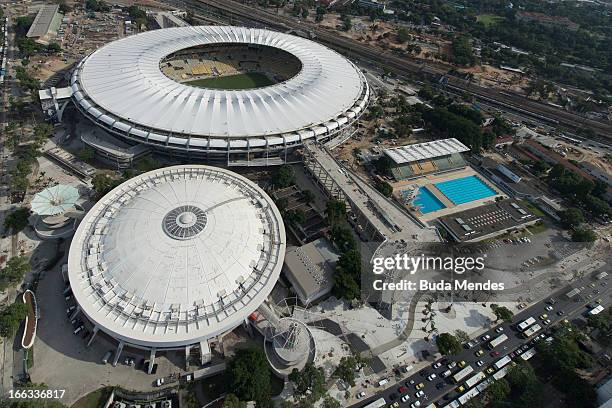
<box><xmin>435</xmin><ymin>175</ymin><xmax>497</xmax><ymax>205</ymax></box>
<box><xmin>412</xmin><ymin>186</ymin><xmax>446</xmax><ymax>214</ymax></box>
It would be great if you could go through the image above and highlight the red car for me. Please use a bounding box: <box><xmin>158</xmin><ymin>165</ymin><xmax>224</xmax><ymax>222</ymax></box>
<box><xmin>399</xmin><ymin>386</ymin><xmax>408</xmax><ymax>394</ymax></box>
<box><xmin>490</xmin><ymin>351</ymin><xmax>500</xmax><ymax>357</ymax></box>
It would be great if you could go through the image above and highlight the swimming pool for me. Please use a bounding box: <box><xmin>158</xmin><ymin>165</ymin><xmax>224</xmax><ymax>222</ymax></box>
<box><xmin>412</xmin><ymin>186</ymin><xmax>446</xmax><ymax>214</ymax></box>
<box><xmin>435</xmin><ymin>175</ymin><xmax>497</xmax><ymax>205</ymax></box>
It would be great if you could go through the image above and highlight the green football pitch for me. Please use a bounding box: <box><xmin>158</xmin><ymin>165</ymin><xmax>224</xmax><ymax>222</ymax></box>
<box><xmin>185</xmin><ymin>72</ymin><xmax>275</xmax><ymax>90</ymax></box>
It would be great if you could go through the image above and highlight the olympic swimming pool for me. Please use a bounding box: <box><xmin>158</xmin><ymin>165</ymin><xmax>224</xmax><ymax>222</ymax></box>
<box><xmin>435</xmin><ymin>175</ymin><xmax>497</xmax><ymax>205</ymax></box>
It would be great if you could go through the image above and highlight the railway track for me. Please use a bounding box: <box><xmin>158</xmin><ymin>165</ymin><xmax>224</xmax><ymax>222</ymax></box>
<box><xmin>170</xmin><ymin>0</ymin><xmax>612</xmax><ymax>139</ymax></box>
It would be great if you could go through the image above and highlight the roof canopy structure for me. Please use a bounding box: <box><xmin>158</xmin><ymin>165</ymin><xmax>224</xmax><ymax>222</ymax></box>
<box><xmin>31</xmin><ymin>185</ymin><xmax>80</xmax><ymax>216</ymax></box>
<box><xmin>70</xmin><ymin>26</ymin><xmax>370</xmax><ymax>155</ymax></box>
<box><xmin>67</xmin><ymin>165</ymin><xmax>286</xmax><ymax>348</ymax></box>
<box><xmin>383</xmin><ymin>138</ymin><xmax>470</xmax><ymax>164</ymax></box>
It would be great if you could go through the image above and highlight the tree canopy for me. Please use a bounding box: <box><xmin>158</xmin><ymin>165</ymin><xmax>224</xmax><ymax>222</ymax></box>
<box><xmin>0</xmin><ymin>302</ymin><xmax>28</xmax><ymax>337</ymax></box>
<box><xmin>225</xmin><ymin>348</ymin><xmax>272</xmax><ymax>404</ymax></box>
<box><xmin>288</xmin><ymin>362</ymin><xmax>326</xmax><ymax>403</ymax></box>
<box><xmin>491</xmin><ymin>304</ymin><xmax>514</xmax><ymax>322</ymax></box>
<box><xmin>436</xmin><ymin>332</ymin><xmax>462</xmax><ymax>355</ymax></box>
<box><xmin>0</xmin><ymin>256</ymin><xmax>31</xmax><ymax>290</ymax></box>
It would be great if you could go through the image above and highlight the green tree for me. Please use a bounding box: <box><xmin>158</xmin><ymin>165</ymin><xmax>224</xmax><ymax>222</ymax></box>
<box><xmin>375</xmin><ymin>181</ymin><xmax>393</xmax><ymax>197</ymax></box>
<box><xmin>78</xmin><ymin>147</ymin><xmax>95</xmax><ymax>162</ymax></box>
<box><xmin>330</xmin><ymin>224</ymin><xmax>356</xmax><ymax>253</ymax></box>
<box><xmin>341</xmin><ymin>14</ymin><xmax>352</xmax><ymax>31</ymax></box>
<box><xmin>325</xmin><ymin>200</ymin><xmax>347</xmax><ymax>226</ymax></box>
<box><xmin>226</xmin><ymin>348</ymin><xmax>272</xmax><ymax>403</ymax></box>
<box><xmin>334</xmin><ymin>355</ymin><xmax>359</xmax><ymax>386</ymax></box>
<box><xmin>222</xmin><ymin>394</ymin><xmax>246</xmax><ymax>408</ymax></box>
<box><xmin>560</xmin><ymin>207</ymin><xmax>584</xmax><ymax>229</ymax></box>
<box><xmin>4</xmin><ymin>207</ymin><xmax>30</xmax><ymax>233</ymax></box>
<box><xmin>454</xmin><ymin>329</ymin><xmax>470</xmax><ymax>343</ymax></box>
<box><xmin>490</xmin><ymin>304</ymin><xmax>514</xmax><ymax>322</ymax></box>
<box><xmin>0</xmin><ymin>256</ymin><xmax>31</xmax><ymax>290</ymax></box>
<box><xmin>288</xmin><ymin>362</ymin><xmax>326</xmax><ymax>402</ymax></box>
<box><xmin>302</xmin><ymin>190</ymin><xmax>314</xmax><ymax>205</ymax></box>
<box><xmin>485</xmin><ymin>378</ymin><xmax>510</xmax><ymax>402</ymax></box>
<box><xmin>321</xmin><ymin>396</ymin><xmax>341</xmax><ymax>408</ymax></box>
<box><xmin>397</xmin><ymin>27</ymin><xmax>410</xmax><ymax>43</ymax></box>
<box><xmin>436</xmin><ymin>332</ymin><xmax>462</xmax><ymax>355</ymax></box>
<box><xmin>451</xmin><ymin>35</ymin><xmax>475</xmax><ymax>66</ymax></box>
<box><xmin>272</xmin><ymin>165</ymin><xmax>295</xmax><ymax>188</ymax></box>
<box><xmin>571</xmin><ymin>228</ymin><xmax>596</xmax><ymax>242</ymax></box>
<box><xmin>91</xmin><ymin>173</ymin><xmax>123</xmax><ymax>199</ymax></box>
<box><xmin>0</xmin><ymin>302</ymin><xmax>28</xmax><ymax>337</ymax></box>
<box><xmin>47</xmin><ymin>42</ymin><xmax>61</xmax><ymax>53</ymax></box>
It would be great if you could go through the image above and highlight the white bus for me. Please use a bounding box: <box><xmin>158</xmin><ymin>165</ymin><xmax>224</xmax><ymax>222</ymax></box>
<box><xmin>521</xmin><ymin>348</ymin><xmax>537</xmax><ymax>361</ymax></box>
<box><xmin>362</xmin><ymin>398</ymin><xmax>386</xmax><ymax>408</ymax></box>
<box><xmin>522</xmin><ymin>323</ymin><xmax>542</xmax><ymax>338</ymax></box>
<box><xmin>488</xmin><ymin>334</ymin><xmax>508</xmax><ymax>349</ymax></box>
<box><xmin>465</xmin><ymin>371</ymin><xmax>486</xmax><ymax>389</ymax></box>
<box><xmin>444</xmin><ymin>400</ymin><xmax>461</xmax><ymax>408</ymax></box>
<box><xmin>493</xmin><ymin>355</ymin><xmax>512</xmax><ymax>370</ymax></box>
<box><xmin>452</xmin><ymin>365</ymin><xmax>474</xmax><ymax>383</ymax></box>
<box><xmin>516</xmin><ymin>317</ymin><xmax>537</xmax><ymax>332</ymax></box>
<box><xmin>457</xmin><ymin>388</ymin><xmax>480</xmax><ymax>405</ymax></box>
<box><xmin>589</xmin><ymin>305</ymin><xmax>605</xmax><ymax>315</ymax></box>
<box><xmin>493</xmin><ymin>366</ymin><xmax>510</xmax><ymax>380</ymax></box>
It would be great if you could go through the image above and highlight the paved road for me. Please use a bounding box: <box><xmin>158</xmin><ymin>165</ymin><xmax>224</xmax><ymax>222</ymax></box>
<box><xmin>352</xmin><ymin>266</ymin><xmax>611</xmax><ymax>408</ymax></box>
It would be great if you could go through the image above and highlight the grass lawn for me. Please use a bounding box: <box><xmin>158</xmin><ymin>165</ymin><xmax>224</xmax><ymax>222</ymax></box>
<box><xmin>72</xmin><ymin>387</ymin><xmax>113</xmax><ymax>408</ymax></box>
<box><xmin>186</xmin><ymin>72</ymin><xmax>275</xmax><ymax>90</ymax></box>
<box><xmin>477</xmin><ymin>14</ymin><xmax>505</xmax><ymax>27</ymax></box>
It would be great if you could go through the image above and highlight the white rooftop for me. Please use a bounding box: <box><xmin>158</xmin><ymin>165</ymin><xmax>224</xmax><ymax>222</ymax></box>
<box><xmin>67</xmin><ymin>166</ymin><xmax>286</xmax><ymax>348</ymax></box>
<box><xmin>72</xmin><ymin>26</ymin><xmax>367</xmax><ymax>138</ymax></box>
<box><xmin>383</xmin><ymin>138</ymin><xmax>470</xmax><ymax>164</ymax></box>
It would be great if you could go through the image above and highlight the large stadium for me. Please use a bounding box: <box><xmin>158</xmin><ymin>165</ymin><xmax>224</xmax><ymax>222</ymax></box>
<box><xmin>66</xmin><ymin>165</ymin><xmax>286</xmax><ymax>366</ymax></box>
<box><xmin>70</xmin><ymin>26</ymin><xmax>370</xmax><ymax>164</ymax></box>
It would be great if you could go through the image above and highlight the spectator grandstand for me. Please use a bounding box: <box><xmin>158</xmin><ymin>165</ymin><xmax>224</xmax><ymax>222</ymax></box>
<box><xmin>383</xmin><ymin>138</ymin><xmax>470</xmax><ymax>180</ymax></box>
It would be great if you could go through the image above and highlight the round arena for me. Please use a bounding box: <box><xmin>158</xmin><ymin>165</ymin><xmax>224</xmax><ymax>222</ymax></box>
<box><xmin>70</xmin><ymin>26</ymin><xmax>370</xmax><ymax>164</ymax></box>
<box><xmin>66</xmin><ymin>165</ymin><xmax>286</xmax><ymax>365</ymax></box>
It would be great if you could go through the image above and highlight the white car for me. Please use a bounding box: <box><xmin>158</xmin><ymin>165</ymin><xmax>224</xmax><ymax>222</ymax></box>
<box><xmin>411</xmin><ymin>402</ymin><xmax>421</xmax><ymax>408</ymax></box>
<box><xmin>545</xmin><ymin>305</ymin><xmax>554</xmax><ymax>311</ymax></box>
<box><xmin>543</xmin><ymin>319</ymin><xmax>551</xmax><ymax>325</ymax></box>
<box><xmin>155</xmin><ymin>378</ymin><xmax>164</xmax><ymax>387</ymax></box>
<box><xmin>357</xmin><ymin>391</ymin><xmax>366</xmax><ymax>399</ymax></box>
<box><xmin>415</xmin><ymin>390</ymin><xmax>425</xmax><ymax>398</ymax></box>
<box><xmin>427</xmin><ymin>373</ymin><xmax>437</xmax><ymax>381</ymax></box>
<box><xmin>432</xmin><ymin>362</ymin><xmax>443</xmax><ymax>369</ymax></box>
<box><xmin>495</xmin><ymin>326</ymin><xmax>505</xmax><ymax>333</ymax></box>
<box><xmin>401</xmin><ymin>395</ymin><xmax>410</xmax><ymax>403</ymax></box>
<box><xmin>476</xmin><ymin>360</ymin><xmax>485</xmax><ymax>367</ymax></box>
<box><xmin>481</xmin><ymin>334</ymin><xmax>491</xmax><ymax>341</ymax></box>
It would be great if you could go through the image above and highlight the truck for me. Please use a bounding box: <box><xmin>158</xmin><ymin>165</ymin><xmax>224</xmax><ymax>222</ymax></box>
<box><xmin>452</xmin><ymin>365</ymin><xmax>474</xmax><ymax>383</ymax></box>
<box><xmin>516</xmin><ymin>317</ymin><xmax>536</xmax><ymax>332</ymax></box>
<box><xmin>488</xmin><ymin>334</ymin><xmax>508</xmax><ymax>349</ymax></box>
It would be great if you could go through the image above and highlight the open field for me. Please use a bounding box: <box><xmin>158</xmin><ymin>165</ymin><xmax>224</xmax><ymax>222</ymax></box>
<box><xmin>185</xmin><ymin>72</ymin><xmax>274</xmax><ymax>89</ymax></box>
<box><xmin>476</xmin><ymin>14</ymin><xmax>505</xmax><ymax>27</ymax></box>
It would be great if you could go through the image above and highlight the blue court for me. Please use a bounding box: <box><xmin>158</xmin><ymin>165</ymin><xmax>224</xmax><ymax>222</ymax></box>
<box><xmin>435</xmin><ymin>175</ymin><xmax>497</xmax><ymax>205</ymax></box>
<box><xmin>413</xmin><ymin>186</ymin><xmax>446</xmax><ymax>214</ymax></box>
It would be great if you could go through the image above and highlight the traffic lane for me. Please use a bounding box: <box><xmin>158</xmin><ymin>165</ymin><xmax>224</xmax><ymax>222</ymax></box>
<box><xmin>356</xmin><ymin>270</ymin><xmax>610</xmax><ymax>407</ymax></box>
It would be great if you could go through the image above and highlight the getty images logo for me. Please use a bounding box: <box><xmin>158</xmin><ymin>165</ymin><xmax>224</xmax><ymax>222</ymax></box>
<box><xmin>372</xmin><ymin>254</ymin><xmax>486</xmax><ymax>275</ymax></box>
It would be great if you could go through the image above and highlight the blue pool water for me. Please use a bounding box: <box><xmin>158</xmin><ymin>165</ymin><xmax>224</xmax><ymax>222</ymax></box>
<box><xmin>435</xmin><ymin>175</ymin><xmax>497</xmax><ymax>205</ymax></box>
<box><xmin>413</xmin><ymin>186</ymin><xmax>446</xmax><ymax>214</ymax></box>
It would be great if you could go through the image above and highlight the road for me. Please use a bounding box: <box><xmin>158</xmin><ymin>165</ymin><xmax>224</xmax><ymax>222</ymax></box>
<box><xmin>352</xmin><ymin>266</ymin><xmax>611</xmax><ymax>408</ymax></box>
<box><xmin>165</xmin><ymin>0</ymin><xmax>612</xmax><ymax>139</ymax></box>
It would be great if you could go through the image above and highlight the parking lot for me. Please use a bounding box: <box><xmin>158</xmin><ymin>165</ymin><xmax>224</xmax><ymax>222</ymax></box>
<box><xmin>29</xmin><ymin>248</ymin><xmax>187</xmax><ymax>405</ymax></box>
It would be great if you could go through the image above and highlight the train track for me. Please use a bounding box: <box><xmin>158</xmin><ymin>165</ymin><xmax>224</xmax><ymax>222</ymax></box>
<box><xmin>171</xmin><ymin>0</ymin><xmax>612</xmax><ymax>139</ymax></box>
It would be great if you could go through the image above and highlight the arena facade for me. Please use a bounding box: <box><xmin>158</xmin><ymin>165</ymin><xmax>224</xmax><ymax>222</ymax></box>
<box><xmin>70</xmin><ymin>26</ymin><xmax>370</xmax><ymax>165</ymax></box>
<box><xmin>66</xmin><ymin>165</ymin><xmax>286</xmax><ymax>368</ymax></box>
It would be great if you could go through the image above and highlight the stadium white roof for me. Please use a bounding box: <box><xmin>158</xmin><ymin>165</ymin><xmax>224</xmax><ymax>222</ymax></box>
<box><xmin>71</xmin><ymin>26</ymin><xmax>369</xmax><ymax>151</ymax></box>
<box><xmin>67</xmin><ymin>166</ymin><xmax>285</xmax><ymax>348</ymax></box>
<box><xmin>383</xmin><ymin>138</ymin><xmax>470</xmax><ymax>164</ymax></box>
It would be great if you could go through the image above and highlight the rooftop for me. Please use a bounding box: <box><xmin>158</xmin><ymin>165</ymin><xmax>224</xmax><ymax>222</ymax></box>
<box><xmin>384</xmin><ymin>138</ymin><xmax>470</xmax><ymax>164</ymax></box>
<box><xmin>67</xmin><ymin>165</ymin><xmax>286</xmax><ymax>347</ymax></box>
<box><xmin>26</xmin><ymin>5</ymin><xmax>61</xmax><ymax>38</ymax></box>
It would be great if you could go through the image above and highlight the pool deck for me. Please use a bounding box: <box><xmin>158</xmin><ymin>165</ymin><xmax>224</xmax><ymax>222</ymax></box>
<box><xmin>390</xmin><ymin>166</ymin><xmax>507</xmax><ymax>223</ymax></box>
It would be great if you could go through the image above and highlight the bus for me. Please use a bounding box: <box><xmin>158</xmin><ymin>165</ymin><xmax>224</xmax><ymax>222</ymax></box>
<box><xmin>444</xmin><ymin>400</ymin><xmax>461</xmax><ymax>408</ymax></box>
<box><xmin>516</xmin><ymin>317</ymin><xmax>536</xmax><ymax>332</ymax></box>
<box><xmin>589</xmin><ymin>305</ymin><xmax>605</xmax><ymax>316</ymax></box>
<box><xmin>465</xmin><ymin>371</ymin><xmax>486</xmax><ymax>389</ymax></box>
<box><xmin>452</xmin><ymin>365</ymin><xmax>474</xmax><ymax>383</ymax></box>
<box><xmin>522</xmin><ymin>323</ymin><xmax>542</xmax><ymax>338</ymax></box>
<box><xmin>493</xmin><ymin>366</ymin><xmax>510</xmax><ymax>380</ymax></box>
<box><xmin>362</xmin><ymin>398</ymin><xmax>386</xmax><ymax>408</ymax></box>
<box><xmin>488</xmin><ymin>334</ymin><xmax>508</xmax><ymax>349</ymax></box>
<box><xmin>493</xmin><ymin>355</ymin><xmax>512</xmax><ymax>370</ymax></box>
<box><xmin>476</xmin><ymin>378</ymin><xmax>493</xmax><ymax>393</ymax></box>
<box><xmin>521</xmin><ymin>348</ymin><xmax>537</xmax><ymax>361</ymax></box>
<box><xmin>458</xmin><ymin>388</ymin><xmax>480</xmax><ymax>405</ymax></box>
